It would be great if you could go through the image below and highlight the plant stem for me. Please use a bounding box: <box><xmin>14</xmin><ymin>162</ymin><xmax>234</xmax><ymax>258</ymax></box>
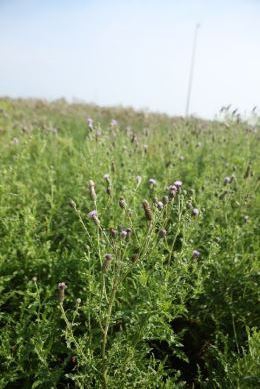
<box><xmin>101</xmin><ymin>282</ymin><xmax>117</xmax><ymax>388</ymax></box>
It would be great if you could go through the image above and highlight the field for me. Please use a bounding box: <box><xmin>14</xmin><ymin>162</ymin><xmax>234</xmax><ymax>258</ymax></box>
<box><xmin>0</xmin><ymin>98</ymin><xmax>259</xmax><ymax>388</ymax></box>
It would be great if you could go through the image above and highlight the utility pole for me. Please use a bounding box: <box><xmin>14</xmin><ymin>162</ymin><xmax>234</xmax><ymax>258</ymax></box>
<box><xmin>185</xmin><ymin>23</ymin><xmax>200</xmax><ymax>117</ymax></box>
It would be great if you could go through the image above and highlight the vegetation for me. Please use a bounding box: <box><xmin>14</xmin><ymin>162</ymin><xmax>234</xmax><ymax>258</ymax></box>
<box><xmin>0</xmin><ymin>98</ymin><xmax>259</xmax><ymax>388</ymax></box>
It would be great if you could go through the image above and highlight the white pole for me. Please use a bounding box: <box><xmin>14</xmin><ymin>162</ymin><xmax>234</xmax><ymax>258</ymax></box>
<box><xmin>185</xmin><ymin>23</ymin><xmax>200</xmax><ymax>117</ymax></box>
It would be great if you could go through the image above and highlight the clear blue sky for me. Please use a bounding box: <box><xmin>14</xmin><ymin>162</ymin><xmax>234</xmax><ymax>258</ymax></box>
<box><xmin>0</xmin><ymin>0</ymin><xmax>259</xmax><ymax>118</ymax></box>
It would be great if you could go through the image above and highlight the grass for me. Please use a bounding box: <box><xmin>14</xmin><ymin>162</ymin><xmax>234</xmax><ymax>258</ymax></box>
<box><xmin>0</xmin><ymin>98</ymin><xmax>259</xmax><ymax>388</ymax></box>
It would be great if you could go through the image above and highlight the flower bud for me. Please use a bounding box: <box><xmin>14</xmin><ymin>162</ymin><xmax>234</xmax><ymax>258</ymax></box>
<box><xmin>102</xmin><ymin>254</ymin><xmax>113</xmax><ymax>272</ymax></box>
<box><xmin>143</xmin><ymin>199</ymin><xmax>153</xmax><ymax>221</ymax></box>
<box><xmin>158</xmin><ymin>229</ymin><xmax>167</xmax><ymax>239</ymax></box>
<box><xmin>119</xmin><ymin>197</ymin><xmax>127</xmax><ymax>210</ymax></box>
<box><xmin>192</xmin><ymin>208</ymin><xmax>199</xmax><ymax>217</ymax></box>
<box><xmin>58</xmin><ymin>282</ymin><xmax>67</xmax><ymax>303</ymax></box>
<box><xmin>192</xmin><ymin>250</ymin><xmax>200</xmax><ymax>258</ymax></box>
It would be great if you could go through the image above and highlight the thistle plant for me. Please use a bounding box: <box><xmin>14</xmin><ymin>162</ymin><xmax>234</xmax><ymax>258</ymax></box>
<box><xmin>0</xmin><ymin>98</ymin><xmax>258</xmax><ymax>389</ymax></box>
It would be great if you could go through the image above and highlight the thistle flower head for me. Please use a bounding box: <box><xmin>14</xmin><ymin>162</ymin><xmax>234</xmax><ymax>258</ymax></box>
<box><xmin>168</xmin><ymin>184</ymin><xmax>177</xmax><ymax>198</ymax></box>
<box><xmin>109</xmin><ymin>227</ymin><xmax>117</xmax><ymax>238</ymax></box>
<box><xmin>58</xmin><ymin>282</ymin><xmax>67</xmax><ymax>290</ymax></box>
<box><xmin>88</xmin><ymin>210</ymin><xmax>98</xmax><ymax>219</ymax></box>
<box><xmin>111</xmin><ymin>119</ymin><xmax>118</xmax><ymax>127</ymax></box>
<box><xmin>131</xmin><ymin>253</ymin><xmax>139</xmax><ymax>263</ymax></box>
<box><xmin>126</xmin><ymin>228</ymin><xmax>132</xmax><ymax>239</ymax></box>
<box><xmin>102</xmin><ymin>254</ymin><xmax>113</xmax><ymax>272</ymax></box>
<box><xmin>156</xmin><ymin>201</ymin><xmax>164</xmax><ymax>210</ymax></box>
<box><xmin>148</xmin><ymin>178</ymin><xmax>156</xmax><ymax>186</ymax></box>
<box><xmin>192</xmin><ymin>208</ymin><xmax>199</xmax><ymax>217</ymax></box>
<box><xmin>224</xmin><ymin>176</ymin><xmax>231</xmax><ymax>185</ymax></box>
<box><xmin>119</xmin><ymin>197</ymin><xmax>127</xmax><ymax>209</ymax></box>
<box><xmin>192</xmin><ymin>250</ymin><xmax>201</xmax><ymax>258</ymax></box>
<box><xmin>174</xmin><ymin>180</ymin><xmax>183</xmax><ymax>189</ymax></box>
<box><xmin>143</xmin><ymin>199</ymin><xmax>153</xmax><ymax>221</ymax></box>
<box><xmin>88</xmin><ymin>210</ymin><xmax>100</xmax><ymax>226</ymax></box>
<box><xmin>158</xmin><ymin>228</ymin><xmax>167</xmax><ymax>239</ymax></box>
<box><xmin>58</xmin><ymin>282</ymin><xmax>67</xmax><ymax>303</ymax></box>
<box><xmin>120</xmin><ymin>229</ymin><xmax>128</xmax><ymax>239</ymax></box>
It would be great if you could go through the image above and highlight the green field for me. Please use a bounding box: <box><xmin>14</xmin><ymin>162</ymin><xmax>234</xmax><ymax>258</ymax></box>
<box><xmin>0</xmin><ymin>98</ymin><xmax>259</xmax><ymax>388</ymax></box>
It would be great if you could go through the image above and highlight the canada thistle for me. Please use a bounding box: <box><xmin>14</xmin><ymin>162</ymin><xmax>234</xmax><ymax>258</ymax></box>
<box><xmin>174</xmin><ymin>180</ymin><xmax>182</xmax><ymax>189</ymax></box>
<box><xmin>148</xmin><ymin>178</ymin><xmax>156</xmax><ymax>188</ymax></box>
<box><xmin>58</xmin><ymin>282</ymin><xmax>67</xmax><ymax>303</ymax></box>
<box><xmin>103</xmin><ymin>174</ymin><xmax>110</xmax><ymax>184</ymax></box>
<box><xmin>120</xmin><ymin>229</ymin><xmax>128</xmax><ymax>239</ymax></box>
<box><xmin>168</xmin><ymin>185</ymin><xmax>177</xmax><ymax>199</ymax></box>
<box><xmin>192</xmin><ymin>208</ymin><xmax>199</xmax><ymax>217</ymax></box>
<box><xmin>224</xmin><ymin>176</ymin><xmax>231</xmax><ymax>185</ymax></box>
<box><xmin>102</xmin><ymin>254</ymin><xmax>113</xmax><ymax>272</ymax></box>
<box><xmin>156</xmin><ymin>201</ymin><xmax>164</xmax><ymax>210</ymax></box>
<box><xmin>143</xmin><ymin>199</ymin><xmax>153</xmax><ymax>221</ymax></box>
<box><xmin>119</xmin><ymin>197</ymin><xmax>127</xmax><ymax>210</ymax></box>
<box><xmin>158</xmin><ymin>229</ymin><xmax>167</xmax><ymax>239</ymax></box>
<box><xmin>192</xmin><ymin>250</ymin><xmax>201</xmax><ymax>258</ymax></box>
<box><xmin>88</xmin><ymin>210</ymin><xmax>100</xmax><ymax>226</ymax></box>
<box><xmin>109</xmin><ymin>227</ymin><xmax>117</xmax><ymax>239</ymax></box>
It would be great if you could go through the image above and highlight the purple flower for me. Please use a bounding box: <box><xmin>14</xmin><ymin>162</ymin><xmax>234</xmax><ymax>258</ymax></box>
<box><xmin>88</xmin><ymin>210</ymin><xmax>98</xmax><ymax>219</ymax></box>
<box><xmin>168</xmin><ymin>184</ymin><xmax>177</xmax><ymax>198</ymax></box>
<box><xmin>174</xmin><ymin>180</ymin><xmax>182</xmax><ymax>188</ymax></box>
<box><xmin>111</xmin><ymin>119</ymin><xmax>118</xmax><ymax>127</ymax></box>
<box><xmin>120</xmin><ymin>230</ymin><xmax>128</xmax><ymax>239</ymax></box>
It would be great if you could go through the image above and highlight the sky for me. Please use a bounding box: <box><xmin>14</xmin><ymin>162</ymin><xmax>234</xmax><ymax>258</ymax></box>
<box><xmin>0</xmin><ymin>0</ymin><xmax>260</xmax><ymax>118</ymax></box>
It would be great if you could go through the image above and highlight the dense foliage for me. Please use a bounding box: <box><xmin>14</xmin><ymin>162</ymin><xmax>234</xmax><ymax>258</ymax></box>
<box><xmin>0</xmin><ymin>98</ymin><xmax>259</xmax><ymax>388</ymax></box>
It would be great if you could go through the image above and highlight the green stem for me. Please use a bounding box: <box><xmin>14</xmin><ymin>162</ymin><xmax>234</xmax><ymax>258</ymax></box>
<box><xmin>101</xmin><ymin>282</ymin><xmax>117</xmax><ymax>388</ymax></box>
